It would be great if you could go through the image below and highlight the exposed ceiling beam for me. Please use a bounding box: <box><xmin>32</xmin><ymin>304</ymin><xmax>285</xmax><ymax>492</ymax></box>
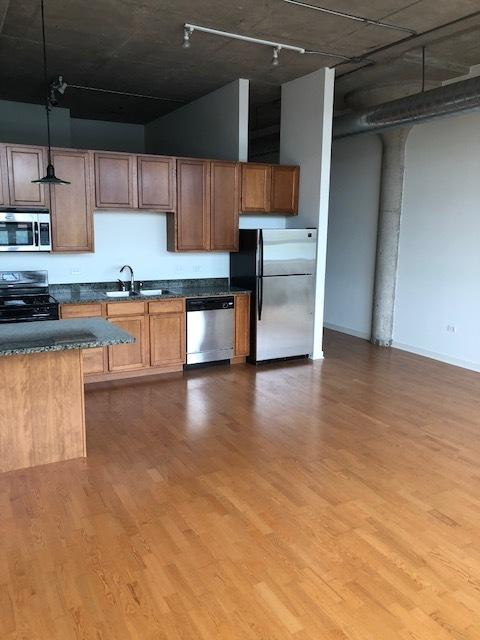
<box><xmin>403</xmin><ymin>51</ymin><xmax>469</xmax><ymax>76</ymax></box>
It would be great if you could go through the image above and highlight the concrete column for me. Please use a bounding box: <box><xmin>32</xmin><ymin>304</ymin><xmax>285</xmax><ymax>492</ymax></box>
<box><xmin>371</xmin><ymin>127</ymin><xmax>411</xmax><ymax>346</ymax></box>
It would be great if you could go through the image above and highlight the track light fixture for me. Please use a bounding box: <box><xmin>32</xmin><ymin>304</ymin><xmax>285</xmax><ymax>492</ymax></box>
<box><xmin>182</xmin><ymin>26</ymin><xmax>193</xmax><ymax>49</ymax></box>
<box><xmin>182</xmin><ymin>23</ymin><xmax>373</xmax><ymax>67</ymax></box>
<box><xmin>272</xmin><ymin>46</ymin><xmax>280</xmax><ymax>67</ymax></box>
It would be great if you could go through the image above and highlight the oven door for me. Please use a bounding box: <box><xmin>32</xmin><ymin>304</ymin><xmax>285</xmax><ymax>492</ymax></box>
<box><xmin>0</xmin><ymin>212</ymin><xmax>50</xmax><ymax>252</ymax></box>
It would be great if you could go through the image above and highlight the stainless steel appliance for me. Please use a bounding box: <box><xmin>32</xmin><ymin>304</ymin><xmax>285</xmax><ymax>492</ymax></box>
<box><xmin>0</xmin><ymin>209</ymin><xmax>52</xmax><ymax>252</ymax></box>
<box><xmin>186</xmin><ymin>296</ymin><xmax>235</xmax><ymax>365</ymax></box>
<box><xmin>230</xmin><ymin>228</ymin><xmax>316</xmax><ymax>363</ymax></box>
<box><xmin>0</xmin><ymin>270</ymin><xmax>59</xmax><ymax>323</ymax></box>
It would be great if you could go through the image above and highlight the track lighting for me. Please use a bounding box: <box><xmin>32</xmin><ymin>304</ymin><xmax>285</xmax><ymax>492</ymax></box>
<box><xmin>272</xmin><ymin>46</ymin><xmax>280</xmax><ymax>67</ymax></box>
<box><xmin>182</xmin><ymin>26</ymin><xmax>193</xmax><ymax>49</ymax></box>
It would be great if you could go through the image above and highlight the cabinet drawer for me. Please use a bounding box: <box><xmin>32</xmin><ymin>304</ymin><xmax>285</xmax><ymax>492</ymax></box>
<box><xmin>148</xmin><ymin>299</ymin><xmax>185</xmax><ymax>315</ymax></box>
<box><xmin>106</xmin><ymin>301</ymin><xmax>145</xmax><ymax>317</ymax></box>
<box><xmin>61</xmin><ymin>303</ymin><xmax>103</xmax><ymax>318</ymax></box>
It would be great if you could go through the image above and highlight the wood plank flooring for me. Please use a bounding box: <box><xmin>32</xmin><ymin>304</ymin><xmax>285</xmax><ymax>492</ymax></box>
<box><xmin>2</xmin><ymin>329</ymin><xmax>480</xmax><ymax>639</ymax></box>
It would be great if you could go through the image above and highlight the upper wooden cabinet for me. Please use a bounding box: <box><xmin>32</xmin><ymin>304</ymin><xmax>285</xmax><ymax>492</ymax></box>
<box><xmin>6</xmin><ymin>145</ymin><xmax>47</xmax><ymax>207</ymax></box>
<box><xmin>94</xmin><ymin>152</ymin><xmax>137</xmax><ymax>209</ymax></box>
<box><xmin>170</xmin><ymin>158</ymin><xmax>210</xmax><ymax>251</ymax></box>
<box><xmin>210</xmin><ymin>161</ymin><xmax>239</xmax><ymax>251</ymax></box>
<box><xmin>137</xmin><ymin>155</ymin><xmax>175</xmax><ymax>211</ymax></box>
<box><xmin>241</xmin><ymin>163</ymin><xmax>271</xmax><ymax>213</ymax></box>
<box><xmin>50</xmin><ymin>149</ymin><xmax>94</xmax><ymax>252</ymax></box>
<box><xmin>270</xmin><ymin>165</ymin><xmax>299</xmax><ymax>215</ymax></box>
<box><xmin>240</xmin><ymin>163</ymin><xmax>299</xmax><ymax>216</ymax></box>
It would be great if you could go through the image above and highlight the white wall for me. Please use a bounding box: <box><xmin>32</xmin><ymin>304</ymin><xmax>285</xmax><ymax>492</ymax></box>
<box><xmin>0</xmin><ymin>212</ymin><xmax>229</xmax><ymax>283</ymax></box>
<box><xmin>70</xmin><ymin>118</ymin><xmax>145</xmax><ymax>152</ymax></box>
<box><xmin>324</xmin><ymin>134</ymin><xmax>382</xmax><ymax>338</ymax></box>
<box><xmin>280</xmin><ymin>68</ymin><xmax>335</xmax><ymax>359</ymax></box>
<box><xmin>145</xmin><ymin>79</ymin><xmax>249</xmax><ymax>161</ymax></box>
<box><xmin>394</xmin><ymin>112</ymin><xmax>480</xmax><ymax>371</ymax></box>
<box><xmin>326</xmin><ymin>110</ymin><xmax>480</xmax><ymax>372</ymax></box>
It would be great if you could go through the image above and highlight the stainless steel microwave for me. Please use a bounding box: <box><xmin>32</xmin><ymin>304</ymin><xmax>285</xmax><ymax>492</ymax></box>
<box><xmin>0</xmin><ymin>210</ymin><xmax>52</xmax><ymax>252</ymax></box>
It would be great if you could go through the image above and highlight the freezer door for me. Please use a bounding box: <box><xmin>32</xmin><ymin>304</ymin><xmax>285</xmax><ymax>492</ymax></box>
<box><xmin>256</xmin><ymin>274</ymin><xmax>314</xmax><ymax>361</ymax></box>
<box><xmin>261</xmin><ymin>229</ymin><xmax>317</xmax><ymax>276</ymax></box>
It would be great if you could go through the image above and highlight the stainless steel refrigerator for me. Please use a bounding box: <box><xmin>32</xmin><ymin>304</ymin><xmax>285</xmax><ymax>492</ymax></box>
<box><xmin>230</xmin><ymin>228</ymin><xmax>316</xmax><ymax>363</ymax></box>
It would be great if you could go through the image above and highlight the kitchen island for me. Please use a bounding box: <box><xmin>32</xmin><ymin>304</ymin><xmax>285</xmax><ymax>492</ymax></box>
<box><xmin>0</xmin><ymin>318</ymin><xmax>133</xmax><ymax>473</ymax></box>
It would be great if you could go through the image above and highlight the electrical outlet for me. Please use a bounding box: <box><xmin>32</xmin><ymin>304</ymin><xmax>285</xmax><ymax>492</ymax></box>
<box><xmin>70</xmin><ymin>269</ymin><xmax>81</xmax><ymax>276</ymax></box>
<box><xmin>446</xmin><ymin>325</ymin><xmax>456</xmax><ymax>334</ymax></box>
<box><xmin>193</xmin><ymin>264</ymin><xmax>201</xmax><ymax>273</ymax></box>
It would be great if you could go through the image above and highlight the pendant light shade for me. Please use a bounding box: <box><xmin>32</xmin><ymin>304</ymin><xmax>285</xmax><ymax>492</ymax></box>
<box><xmin>32</xmin><ymin>163</ymin><xmax>70</xmax><ymax>185</ymax></box>
<box><xmin>33</xmin><ymin>0</ymin><xmax>70</xmax><ymax>186</ymax></box>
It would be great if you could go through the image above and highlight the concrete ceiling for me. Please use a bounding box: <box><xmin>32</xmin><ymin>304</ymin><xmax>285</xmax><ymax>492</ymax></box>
<box><xmin>0</xmin><ymin>0</ymin><xmax>479</xmax><ymax>123</ymax></box>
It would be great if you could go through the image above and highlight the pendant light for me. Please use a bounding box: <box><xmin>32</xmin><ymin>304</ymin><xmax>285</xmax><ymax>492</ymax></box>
<box><xmin>32</xmin><ymin>0</ymin><xmax>70</xmax><ymax>185</ymax></box>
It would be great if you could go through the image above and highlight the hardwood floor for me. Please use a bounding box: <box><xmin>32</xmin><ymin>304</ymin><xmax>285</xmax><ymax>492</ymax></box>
<box><xmin>2</xmin><ymin>329</ymin><xmax>480</xmax><ymax>639</ymax></box>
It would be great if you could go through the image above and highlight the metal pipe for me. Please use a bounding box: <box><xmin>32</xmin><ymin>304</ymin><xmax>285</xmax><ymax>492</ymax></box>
<box><xmin>333</xmin><ymin>76</ymin><xmax>480</xmax><ymax>139</ymax></box>
<box><xmin>280</xmin><ymin>0</ymin><xmax>417</xmax><ymax>35</ymax></box>
<box><xmin>185</xmin><ymin>23</ymin><xmax>305</xmax><ymax>53</ymax></box>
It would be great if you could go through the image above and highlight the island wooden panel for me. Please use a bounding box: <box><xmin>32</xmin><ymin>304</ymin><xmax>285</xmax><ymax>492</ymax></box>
<box><xmin>0</xmin><ymin>350</ymin><xmax>85</xmax><ymax>473</ymax></box>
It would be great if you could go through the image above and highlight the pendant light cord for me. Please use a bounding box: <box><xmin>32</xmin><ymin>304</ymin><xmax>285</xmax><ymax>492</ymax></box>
<box><xmin>40</xmin><ymin>0</ymin><xmax>52</xmax><ymax>164</ymax></box>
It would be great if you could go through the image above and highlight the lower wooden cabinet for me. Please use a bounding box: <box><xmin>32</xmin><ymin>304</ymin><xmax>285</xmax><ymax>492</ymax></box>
<box><xmin>61</xmin><ymin>293</ymin><xmax>249</xmax><ymax>380</ymax></box>
<box><xmin>234</xmin><ymin>293</ymin><xmax>250</xmax><ymax>357</ymax></box>
<box><xmin>83</xmin><ymin>347</ymin><xmax>107</xmax><ymax>375</ymax></box>
<box><xmin>108</xmin><ymin>315</ymin><xmax>149</xmax><ymax>372</ymax></box>
<box><xmin>149</xmin><ymin>312</ymin><xmax>185</xmax><ymax>367</ymax></box>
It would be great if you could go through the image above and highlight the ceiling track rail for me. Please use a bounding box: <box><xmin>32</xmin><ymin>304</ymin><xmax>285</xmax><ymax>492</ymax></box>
<box><xmin>280</xmin><ymin>0</ymin><xmax>417</xmax><ymax>35</ymax></box>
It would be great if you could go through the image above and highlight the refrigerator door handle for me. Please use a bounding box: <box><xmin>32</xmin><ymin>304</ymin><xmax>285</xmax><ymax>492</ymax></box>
<box><xmin>258</xmin><ymin>229</ymin><xmax>264</xmax><ymax>277</ymax></box>
<box><xmin>258</xmin><ymin>276</ymin><xmax>263</xmax><ymax>321</ymax></box>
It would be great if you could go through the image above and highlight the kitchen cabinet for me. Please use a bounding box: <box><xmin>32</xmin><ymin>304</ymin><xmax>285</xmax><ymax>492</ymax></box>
<box><xmin>137</xmin><ymin>155</ymin><xmax>175</xmax><ymax>211</ymax></box>
<box><xmin>240</xmin><ymin>163</ymin><xmax>299</xmax><ymax>215</ymax></box>
<box><xmin>169</xmin><ymin>158</ymin><xmax>210</xmax><ymax>251</ymax></box>
<box><xmin>50</xmin><ymin>149</ymin><xmax>94</xmax><ymax>252</ymax></box>
<box><xmin>60</xmin><ymin>303</ymin><xmax>106</xmax><ymax>375</ymax></box>
<box><xmin>149</xmin><ymin>311</ymin><xmax>185</xmax><ymax>367</ymax></box>
<box><xmin>241</xmin><ymin>163</ymin><xmax>271</xmax><ymax>213</ymax></box>
<box><xmin>270</xmin><ymin>165</ymin><xmax>299</xmax><ymax>215</ymax></box>
<box><xmin>0</xmin><ymin>146</ymin><xmax>7</xmax><ymax>206</ymax></box>
<box><xmin>94</xmin><ymin>152</ymin><xmax>137</xmax><ymax>209</ymax></box>
<box><xmin>210</xmin><ymin>161</ymin><xmax>239</xmax><ymax>251</ymax></box>
<box><xmin>6</xmin><ymin>145</ymin><xmax>47</xmax><ymax>207</ymax></box>
<box><xmin>108</xmin><ymin>315</ymin><xmax>149</xmax><ymax>372</ymax></box>
<box><xmin>234</xmin><ymin>294</ymin><xmax>250</xmax><ymax>357</ymax></box>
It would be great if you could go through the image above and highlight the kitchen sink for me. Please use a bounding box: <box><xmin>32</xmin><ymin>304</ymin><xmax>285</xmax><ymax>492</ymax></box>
<box><xmin>105</xmin><ymin>291</ymin><xmax>131</xmax><ymax>298</ymax></box>
<box><xmin>140</xmin><ymin>288</ymin><xmax>169</xmax><ymax>296</ymax></box>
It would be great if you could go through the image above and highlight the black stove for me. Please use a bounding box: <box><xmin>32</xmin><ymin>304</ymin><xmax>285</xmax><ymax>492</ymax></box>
<box><xmin>0</xmin><ymin>271</ymin><xmax>59</xmax><ymax>324</ymax></box>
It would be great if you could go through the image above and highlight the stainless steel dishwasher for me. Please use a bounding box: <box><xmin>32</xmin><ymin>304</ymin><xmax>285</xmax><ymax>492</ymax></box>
<box><xmin>186</xmin><ymin>296</ymin><xmax>235</xmax><ymax>365</ymax></box>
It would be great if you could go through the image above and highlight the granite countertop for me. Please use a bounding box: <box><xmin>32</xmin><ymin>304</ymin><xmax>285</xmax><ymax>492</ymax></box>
<box><xmin>51</xmin><ymin>278</ymin><xmax>250</xmax><ymax>305</ymax></box>
<box><xmin>0</xmin><ymin>318</ymin><xmax>134</xmax><ymax>357</ymax></box>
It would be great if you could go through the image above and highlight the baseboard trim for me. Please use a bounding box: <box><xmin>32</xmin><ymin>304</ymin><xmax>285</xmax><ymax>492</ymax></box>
<box><xmin>391</xmin><ymin>341</ymin><xmax>480</xmax><ymax>374</ymax></box>
<box><xmin>323</xmin><ymin>322</ymin><xmax>370</xmax><ymax>340</ymax></box>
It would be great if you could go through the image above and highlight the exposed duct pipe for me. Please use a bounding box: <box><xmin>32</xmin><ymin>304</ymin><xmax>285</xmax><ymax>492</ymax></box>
<box><xmin>333</xmin><ymin>76</ymin><xmax>480</xmax><ymax>139</ymax></box>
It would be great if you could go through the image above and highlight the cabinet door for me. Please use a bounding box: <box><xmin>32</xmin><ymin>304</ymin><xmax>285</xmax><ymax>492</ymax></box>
<box><xmin>50</xmin><ymin>150</ymin><xmax>94</xmax><ymax>252</ymax></box>
<box><xmin>108</xmin><ymin>315</ymin><xmax>148</xmax><ymax>372</ymax></box>
<box><xmin>149</xmin><ymin>313</ymin><xmax>185</xmax><ymax>367</ymax></box>
<box><xmin>83</xmin><ymin>347</ymin><xmax>107</xmax><ymax>375</ymax></box>
<box><xmin>6</xmin><ymin>145</ymin><xmax>47</xmax><ymax>207</ymax></box>
<box><xmin>137</xmin><ymin>155</ymin><xmax>175</xmax><ymax>211</ymax></box>
<box><xmin>174</xmin><ymin>159</ymin><xmax>210</xmax><ymax>251</ymax></box>
<box><xmin>234</xmin><ymin>294</ymin><xmax>250</xmax><ymax>357</ymax></box>
<box><xmin>240</xmin><ymin>164</ymin><xmax>271</xmax><ymax>213</ymax></box>
<box><xmin>270</xmin><ymin>165</ymin><xmax>299</xmax><ymax>215</ymax></box>
<box><xmin>94</xmin><ymin>152</ymin><xmax>137</xmax><ymax>209</ymax></box>
<box><xmin>0</xmin><ymin>145</ymin><xmax>7</xmax><ymax>206</ymax></box>
<box><xmin>210</xmin><ymin>161</ymin><xmax>239</xmax><ymax>251</ymax></box>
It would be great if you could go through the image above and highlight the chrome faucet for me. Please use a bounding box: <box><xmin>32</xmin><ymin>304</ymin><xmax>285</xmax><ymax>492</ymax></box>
<box><xmin>120</xmin><ymin>264</ymin><xmax>135</xmax><ymax>294</ymax></box>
